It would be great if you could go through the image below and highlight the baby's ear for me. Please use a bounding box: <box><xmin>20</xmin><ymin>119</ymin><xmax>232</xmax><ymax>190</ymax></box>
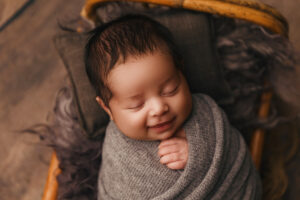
<box><xmin>96</xmin><ymin>96</ymin><xmax>113</xmax><ymax>120</ymax></box>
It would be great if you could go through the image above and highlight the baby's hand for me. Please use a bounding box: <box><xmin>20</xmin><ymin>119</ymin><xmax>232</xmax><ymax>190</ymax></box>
<box><xmin>158</xmin><ymin>131</ymin><xmax>188</xmax><ymax>170</ymax></box>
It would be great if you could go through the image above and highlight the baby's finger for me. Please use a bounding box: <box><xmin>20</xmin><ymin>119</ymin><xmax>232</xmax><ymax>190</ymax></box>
<box><xmin>158</xmin><ymin>144</ymin><xmax>180</xmax><ymax>156</ymax></box>
<box><xmin>159</xmin><ymin>137</ymin><xmax>181</xmax><ymax>148</ymax></box>
<box><xmin>160</xmin><ymin>152</ymin><xmax>182</xmax><ymax>164</ymax></box>
<box><xmin>167</xmin><ymin>161</ymin><xmax>185</xmax><ymax>170</ymax></box>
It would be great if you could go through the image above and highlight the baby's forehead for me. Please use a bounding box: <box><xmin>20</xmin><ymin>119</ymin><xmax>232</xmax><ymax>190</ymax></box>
<box><xmin>106</xmin><ymin>52</ymin><xmax>179</xmax><ymax>94</ymax></box>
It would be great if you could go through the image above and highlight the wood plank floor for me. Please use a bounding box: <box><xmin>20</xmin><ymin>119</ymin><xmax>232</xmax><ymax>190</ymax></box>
<box><xmin>0</xmin><ymin>0</ymin><xmax>84</xmax><ymax>199</ymax></box>
<box><xmin>0</xmin><ymin>0</ymin><xmax>299</xmax><ymax>200</ymax></box>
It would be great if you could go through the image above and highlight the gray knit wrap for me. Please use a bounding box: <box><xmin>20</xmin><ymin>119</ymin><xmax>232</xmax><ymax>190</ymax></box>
<box><xmin>98</xmin><ymin>94</ymin><xmax>261</xmax><ymax>200</ymax></box>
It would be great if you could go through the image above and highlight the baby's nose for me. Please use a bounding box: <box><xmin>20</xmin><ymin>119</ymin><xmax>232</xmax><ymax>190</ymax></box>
<box><xmin>149</xmin><ymin>98</ymin><xmax>169</xmax><ymax>117</ymax></box>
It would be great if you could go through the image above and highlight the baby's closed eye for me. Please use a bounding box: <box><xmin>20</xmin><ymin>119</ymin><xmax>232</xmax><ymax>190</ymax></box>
<box><xmin>161</xmin><ymin>75</ymin><xmax>180</xmax><ymax>97</ymax></box>
<box><xmin>127</xmin><ymin>102</ymin><xmax>144</xmax><ymax>110</ymax></box>
<box><xmin>161</xmin><ymin>84</ymin><xmax>179</xmax><ymax>96</ymax></box>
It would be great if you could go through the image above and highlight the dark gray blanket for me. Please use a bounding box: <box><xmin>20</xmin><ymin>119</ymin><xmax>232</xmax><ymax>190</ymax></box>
<box><xmin>98</xmin><ymin>94</ymin><xmax>261</xmax><ymax>200</ymax></box>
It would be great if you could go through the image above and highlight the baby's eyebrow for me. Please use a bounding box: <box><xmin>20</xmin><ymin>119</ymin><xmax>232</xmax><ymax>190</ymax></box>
<box><xmin>126</xmin><ymin>94</ymin><xmax>143</xmax><ymax>100</ymax></box>
<box><xmin>161</xmin><ymin>76</ymin><xmax>173</xmax><ymax>85</ymax></box>
<box><xmin>161</xmin><ymin>73</ymin><xmax>179</xmax><ymax>86</ymax></box>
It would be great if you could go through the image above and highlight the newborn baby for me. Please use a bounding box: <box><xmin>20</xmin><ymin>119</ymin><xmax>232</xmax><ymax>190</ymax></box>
<box><xmin>84</xmin><ymin>14</ymin><xmax>261</xmax><ymax>200</ymax></box>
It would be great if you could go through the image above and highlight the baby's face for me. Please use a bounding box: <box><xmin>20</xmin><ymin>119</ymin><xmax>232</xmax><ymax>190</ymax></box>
<box><xmin>99</xmin><ymin>52</ymin><xmax>192</xmax><ymax>141</ymax></box>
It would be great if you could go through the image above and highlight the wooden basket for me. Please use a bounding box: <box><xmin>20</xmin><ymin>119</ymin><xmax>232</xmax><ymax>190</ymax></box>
<box><xmin>42</xmin><ymin>1</ymin><xmax>288</xmax><ymax>199</ymax></box>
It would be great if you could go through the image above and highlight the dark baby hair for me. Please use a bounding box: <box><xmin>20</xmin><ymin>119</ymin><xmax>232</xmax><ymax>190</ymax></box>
<box><xmin>85</xmin><ymin>14</ymin><xmax>183</xmax><ymax>106</ymax></box>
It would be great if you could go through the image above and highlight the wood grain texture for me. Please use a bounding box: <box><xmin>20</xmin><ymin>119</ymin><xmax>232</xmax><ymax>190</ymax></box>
<box><xmin>0</xmin><ymin>0</ymin><xmax>32</xmax><ymax>28</ymax></box>
<box><xmin>0</xmin><ymin>0</ymin><xmax>84</xmax><ymax>199</ymax></box>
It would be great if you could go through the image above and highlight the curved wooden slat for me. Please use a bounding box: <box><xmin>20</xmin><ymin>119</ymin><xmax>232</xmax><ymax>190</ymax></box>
<box><xmin>81</xmin><ymin>0</ymin><xmax>288</xmax><ymax>37</ymax></box>
<box><xmin>250</xmin><ymin>91</ymin><xmax>272</xmax><ymax>170</ymax></box>
<box><xmin>215</xmin><ymin>0</ymin><xmax>287</xmax><ymax>26</ymax></box>
<box><xmin>42</xmin><ymin>152</ymin><xmax>61</xmax><ymax>200</ymax></box>
<box><xmin>183</xmin><ymin>0</ymin><xmax>288</xmax><ymax>36</ymax></box>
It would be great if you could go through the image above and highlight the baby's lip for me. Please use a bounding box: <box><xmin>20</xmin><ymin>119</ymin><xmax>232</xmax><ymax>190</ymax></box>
<box><xmin>148</xmin><ymin>117</ymin><xmax>175</xmax><ymax>128</ymax></box>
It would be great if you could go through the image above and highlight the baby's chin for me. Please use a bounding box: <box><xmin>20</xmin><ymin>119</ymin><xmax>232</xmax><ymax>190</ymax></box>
<box><xmin>123</xmin><ymin>131</ymin><xmax>174</xmax><ymax>141</ymax></box>
<box><xmin>148</xmin><ymin>129</ymin><xmax>178</xmax><ymax>141</ymax></box>
<box><xmin>121</xmin><ymin>122</ymin><xmax>179</xmax><ymax>141</ymax></box>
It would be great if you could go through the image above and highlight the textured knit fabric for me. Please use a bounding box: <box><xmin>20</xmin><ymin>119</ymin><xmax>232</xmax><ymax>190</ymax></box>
<box><xmin>98</xmin><ymin>94</ymin><xmax>261</xmax><ymax>200</ymax></box>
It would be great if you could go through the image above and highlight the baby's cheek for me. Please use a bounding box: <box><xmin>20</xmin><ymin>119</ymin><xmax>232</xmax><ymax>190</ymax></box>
<box><xmin>121</xmin><ymin>111</ymin><xmax>146</xmax><ymax>130</ymax></box>
<box><xmin>172</xmin><ymin>95</ymin><xmax>192</xmax><ymax>127</ymax></box>
<box><xmin>121</xmin><ymin>112</ymin><xmax>149</xmax><ymax>140</ymax></box>
<box><xmin>182</xmin><ymin>90</ymin><xmax>192</xmax><ymax>111</ymax></box>
<box><xmin>131</xmin><ymin>112</ymin><xmax>148</xmax><ymax>127</ymax></box>
<box><xmin>174</xmin><ymin>93</ymin><xmax>191</xmax><ymax>113</ymax></box>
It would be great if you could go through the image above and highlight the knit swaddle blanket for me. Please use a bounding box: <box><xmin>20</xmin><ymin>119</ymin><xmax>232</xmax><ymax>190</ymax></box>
<box><xmin>98</xmin><ymin>94</ymin><xmax>261</xmax><ymax>200</ymax></box>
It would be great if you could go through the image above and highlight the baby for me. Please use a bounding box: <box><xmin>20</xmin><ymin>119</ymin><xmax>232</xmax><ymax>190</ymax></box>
<box><xmin>86</xmin><ymin>14</ymin><xmax>191</xmax><ymax>170</ymax></box>
<box><xmin>85</xmin><ymin>15</ymin><xmax>261</xmax><ymax>199</ymax></box>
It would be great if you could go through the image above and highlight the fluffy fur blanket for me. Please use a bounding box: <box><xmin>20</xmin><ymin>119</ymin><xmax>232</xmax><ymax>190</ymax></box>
<box><xmin>98</xmin><ymin>94</ymin><xmax>261</xmax><ymax>200</ymax></box>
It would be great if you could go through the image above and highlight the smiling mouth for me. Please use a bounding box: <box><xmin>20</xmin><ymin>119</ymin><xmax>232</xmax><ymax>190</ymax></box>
<box><xmin>148</xmin><ymin>117</ymin><xmax>175</xmax><ymax>133</ymax></box>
